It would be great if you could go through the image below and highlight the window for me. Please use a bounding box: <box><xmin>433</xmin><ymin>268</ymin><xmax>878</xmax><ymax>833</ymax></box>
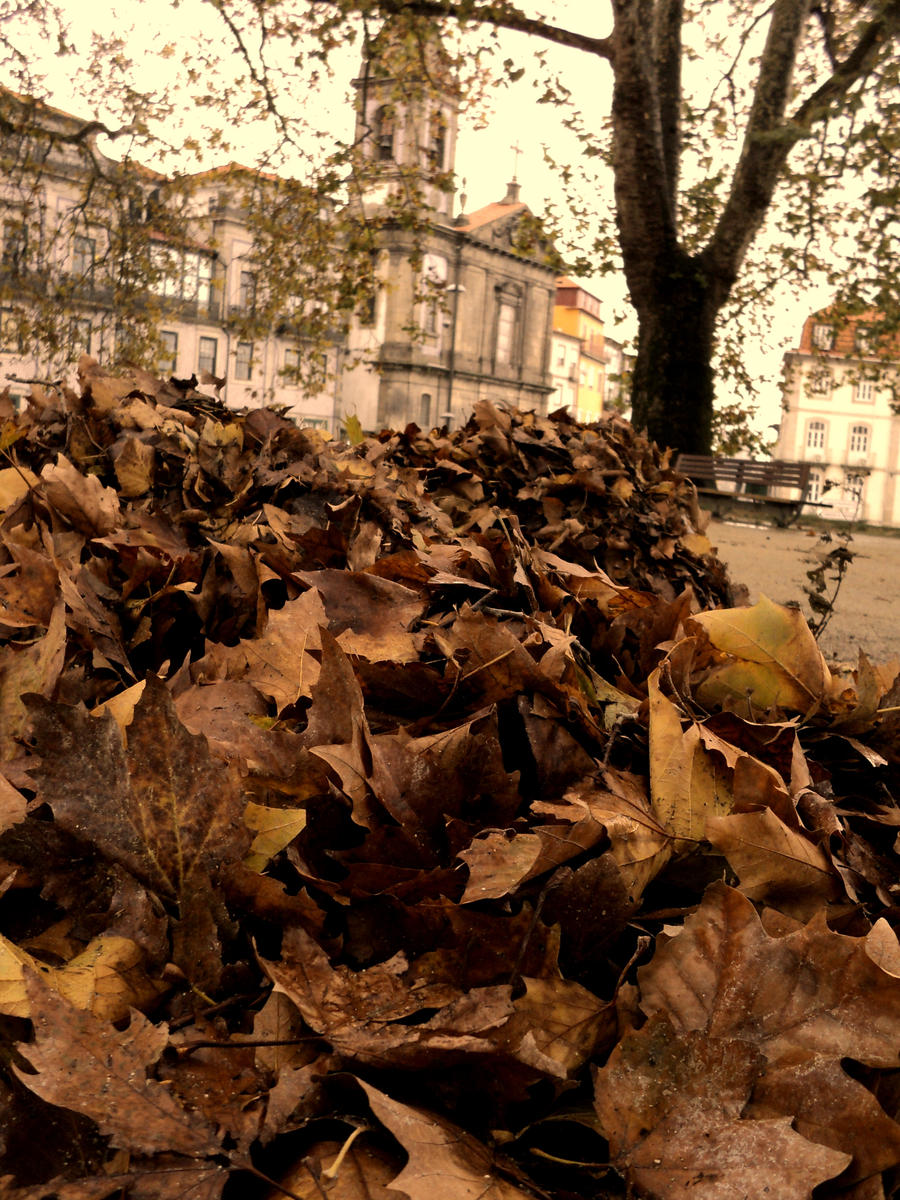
<box><xmin>374</xmin><ymin>106</ymin><xmax>395</xmax><ymax>161</ymax></box>
<box><xmin>421</xmin><ymin>253</ymin><xmax>447</xmax><ymax>337</ymax></box>
<box><xmin>849</xmin><ymin>424</ymin><xmax>869</xmax><ymax>454</ymax></box>
<box><xmin>235</xmin><ymin>340</ymin><xmax>253</xmax><ymax>381</ymax></box>
<box><xmin>198</xmin><ymin>336</ymin><xmax>218</xmax><ymax>376</ymax></box>
<box><xmin>158</xmin><ymin>330</ymin><xmax>178</xmax><ymax>374</ymax></box>
<box><xmin>555</xmin><ymin>345</ymin><xmax>566</xmax><ymax>367</ymax></box>
<box><xmin>72</xmin><ymin>235</ymin><xmax>95</xmax><ymax>281</ymax></box>
<box><xmin>855</xmin><ymin>378</ymin><xmax>875</xmax><ymax>404</ymax></box>
<box><xmin>496</xmin><ymin>301</ymin><xmax>516</xmax><ymax>365</ymax></box>
<box><xmin>808</xmin><ymin>470</ymin><xmax>822</xmax><ymax>503</ymax></box>
<box><xmin>806</xmin><ymin>364</ymin><xmax>832</xmax><ymax>397</ymax></box>
<box><xmin>806</xmin><ymin>420</ymin><xmax>826</xmax><ymax>450</ymax></box>
<box><xmin>420</xmin><ymin>392</ymin><xmax>432</xmax><ymax>427</ymax></box>
<box><xmin>152</xmin><ymin>247</ymin><xmax>214</xmax><ymax>312</ymax></box>
<box><xmin>282</xmin><ymin>346</ymin><xmax>300</xmax><ymax>381</ymax></box>
<box><xmin>70</xmin><ymin>317</ymin><xmax>92</xmax><ymax>355</ymax></box>
<box><xmin>184</xmin><ymin>252</ymin><xmax>213</xmax><ymax>309</ymax></box>
<box><xmin>812</xmin><ymin>323</ymin><xmax>834</xmax><ymax>350</ymax></box>
<box><xmin>2</xmin><ymin>220</ymin><xmax>26</xmax><ymax>273</ymax></box>
<box><xmin>0</xmin><ymin>308</ymin><xmax>23</xmax><ymax>353</ymax></box>
<box><xmin>238</xmin><ymin>270</ymin><xmax>256</xmax><ymax>312</ymax></box>
<box><xmin>428</xmin><ymin>109</ymin><xmax>447</xmax><ymax>169</ymax></box>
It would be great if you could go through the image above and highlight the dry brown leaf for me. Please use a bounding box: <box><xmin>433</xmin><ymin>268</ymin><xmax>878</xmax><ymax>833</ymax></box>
<box><xmin>0</xmin><ymin>768</ymin><xmax>26</xmax><ymax>833</ymax></box>
<box><xmin>0</xmin><ymin>537</ymin><xmax>59</xmax><ymax>630</ymax></box>
<box><xmin>639</xmin><ymin>882</ymin><xmax>900</xmax><ymax>1068</ymax></box>
<box><xmin>297</xmin><ymin>568</ymin><xmax>424</xmax><ymax>663</ymax></box>
<box><xmin>747</xmin><ymin>1056</ymin><xmax>900</xmax><ymax>1183</ymax></box>
<box><xmin>502</xmin><ymin>976</ymin><xmax>613</xmax><ymax>1077</ymax></box>
<box><xmin>458</xmin><ymin>830</ymin><xmax>545</xmax><ymax>903</ymax></box>
<box><xmin>706</xmin><ymin>808</ymin><xmax>843</xmax><ymax>920</ymax></box>
<box><xmin>196</xmin><ymin>588</ymin><xmax>325</xmax><ymax>710</ymax></box>
<box><xmin>27</xmin><ymin>675</ymin><xmax>248</xmax><ymax>902</ymax></box>
<box><xmin>40</xmin><ymin>454</ymin><xmax>120</xmax><ymax>537</ymax></box>
<box><xmin>595</xmin><ymin>1015</ymin><xmax>851</xmax><ymax>1200</ymax></box>
<box><xmin>261</xmin><ymin>927</ymin><xmax>513</xmax><ymax>1069</ymax></box>
<box><xmin>0</xmin><ymin>600</ymin><xmax>66</xmax><ymax>760</ymax></box>
<box><xmin>14</xmin><ymin>971</ymin><xmax>221</xmax><ymax>1159</ymax></box>
<box><xmin>357</xmin><ymin>1080</ymin><xmax>536</xmax><ymax>1200</ymax></box>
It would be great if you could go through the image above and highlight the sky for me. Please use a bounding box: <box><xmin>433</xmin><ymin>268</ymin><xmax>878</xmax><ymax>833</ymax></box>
<box><xmin>13</xmin><ymin>0</ymin><xmax>837</xmax><ymax>438</ymax></box>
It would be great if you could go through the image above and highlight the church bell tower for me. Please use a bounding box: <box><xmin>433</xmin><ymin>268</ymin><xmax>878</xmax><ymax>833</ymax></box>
<box><xmin>352</xmin><ymin>13</ymin><xmax>459</xmax><ymax>222</ymax></box>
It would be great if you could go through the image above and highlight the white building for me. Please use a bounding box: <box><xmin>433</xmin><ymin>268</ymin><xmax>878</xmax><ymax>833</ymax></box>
<box><xmin>775</xmin><ymin>308</ymin><xmax>900</xmax><ymax>525</ymax></box>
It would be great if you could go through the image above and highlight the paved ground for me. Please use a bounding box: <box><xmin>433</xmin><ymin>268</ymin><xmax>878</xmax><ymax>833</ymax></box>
<box><xmin>707</xmin><ymin>518</ymin><xmax>900</xmax><ymax>667</ymax></box>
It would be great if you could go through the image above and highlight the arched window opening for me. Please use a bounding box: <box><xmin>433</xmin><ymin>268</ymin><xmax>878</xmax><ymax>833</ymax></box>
<box><xmin>374</xmin><ymin>106</ymin><xmax>395</xmax><ymax>161</ymax></box>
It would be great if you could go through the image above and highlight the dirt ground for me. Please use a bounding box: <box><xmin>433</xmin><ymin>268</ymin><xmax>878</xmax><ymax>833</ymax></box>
<box><xmin>706</xmin><ymin>517</ymin><xmax>900</xmax><ymax>667</ymax></box>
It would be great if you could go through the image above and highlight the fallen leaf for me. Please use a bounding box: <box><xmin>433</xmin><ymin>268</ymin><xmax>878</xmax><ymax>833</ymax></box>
<box><xmin>688</xmin><ymin>596</ymin><xmax>831</xmax><ymax>714</ymax></box>
<box><xmin>595</xmin><ymin>1014</ymin><xmax>851</xmax><ymax>1200</ymax></box>
<box><xmin>648</xmin><ymin>673</ymin><xmax>732</xmax><ymax>849</ymax></box>
<box><xmin>639</xmin><ymin>882</ymin><xmax>900</xmax><ymax>1068</ymax></box>
<box><xmin>357</xmin><ymin>1079</ymin><xmax>536</xmax><ymax>1200</ymax></box>
<box><xmin>40</xmin><ymin>454</ymin><xmax>120</xmax><ymax>537</ymax></box>
<box><xmin>14</xmin><ymin>971</ymin><xmax>221</xmax><ymax>1159</ymax></box>
<box><xmin>0</xmin><ymin>933</ymin><xmax>163</xmax><ymax>1021</ymax></box>
<box><xmin>27</xmin><ymin>675</ymin><xmax>248</xmax><ymax>902</ymax></box>
<box><xmin>244</xmin><ymin>800</ymin><xmax>307</xmax><ymax>872</ymax></box>
<box><xmin>706</xmin><ymin>808</ymin><xmax>843</xmax><ymax>920</ymax></box>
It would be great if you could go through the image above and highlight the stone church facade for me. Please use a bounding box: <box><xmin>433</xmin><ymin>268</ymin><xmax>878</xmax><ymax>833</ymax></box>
<box><xmin>343</xmin><ymin>18</ymin><xmax>560</xmax><ymax>431</ymax></box>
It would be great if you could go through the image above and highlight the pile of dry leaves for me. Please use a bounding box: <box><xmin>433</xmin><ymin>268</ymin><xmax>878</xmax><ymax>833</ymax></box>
<box><xmin>1</xmin><ymin>361</ymin><xmax>899</xmax><ymax>1200</ymax></box>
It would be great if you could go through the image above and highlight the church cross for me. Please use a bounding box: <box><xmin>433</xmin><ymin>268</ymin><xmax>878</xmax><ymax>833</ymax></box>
<box><xmin>511</xmin><ymin>141</ymin><xmax>522</xmax><ymax>181</ymax></box>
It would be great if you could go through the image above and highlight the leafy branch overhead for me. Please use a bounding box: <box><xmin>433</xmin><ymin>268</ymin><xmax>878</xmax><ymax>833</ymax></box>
<box><xmin>1</xmin><ymin>366</ymin><xmax>900</xmax><ymax>1197</ymax></box>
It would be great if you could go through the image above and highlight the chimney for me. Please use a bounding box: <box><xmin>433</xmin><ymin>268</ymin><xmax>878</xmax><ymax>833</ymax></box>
<box><xmin>501</xmin><ymin>180</ymin><xmax>521</xmax><ymax>204</ymax></box>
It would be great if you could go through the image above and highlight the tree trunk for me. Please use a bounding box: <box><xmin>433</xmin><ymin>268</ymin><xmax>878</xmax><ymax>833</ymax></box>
<box><xmin>629</xmin><ymin>256</ymin><xmax>718</xmax><ymax>455</ymax></box>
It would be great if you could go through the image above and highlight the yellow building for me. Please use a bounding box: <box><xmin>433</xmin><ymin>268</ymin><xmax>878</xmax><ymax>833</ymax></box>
<box><xmin>553</xmin><ymin>278</ymin><xmax>606</xmax><ymax>422</ymax></box>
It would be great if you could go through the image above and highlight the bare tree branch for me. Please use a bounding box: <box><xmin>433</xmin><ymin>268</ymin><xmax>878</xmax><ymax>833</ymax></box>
<box><xmin>306</xmin><ymin>0</ymin><xmax>613</xmax><ymax>59</ymax></box>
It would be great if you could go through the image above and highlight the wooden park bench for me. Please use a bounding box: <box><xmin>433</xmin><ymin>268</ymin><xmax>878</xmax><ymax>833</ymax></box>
<box><xmin>674</xmin><ymin>454</ymin><xmax>822</xmax><ymax>527</ymax></box>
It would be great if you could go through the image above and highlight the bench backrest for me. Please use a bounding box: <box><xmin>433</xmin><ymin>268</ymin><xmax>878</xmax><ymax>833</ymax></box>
<box><xmin>675</xmin><ymin>454</ymin><xmax>811</xmax><ymax>494</ymax></box>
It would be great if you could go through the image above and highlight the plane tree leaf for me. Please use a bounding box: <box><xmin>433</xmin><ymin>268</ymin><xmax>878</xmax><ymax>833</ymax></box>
<box><xmin>594</xmin><ymin>1015</ymin><xmax>851</xmax><ymax>1200</ymax></box>
<box><xmin>639</xmin><ymin>882</ymin><xmax>900</xmax><ymax>1067</ymax></box>
<box><xmin>705</xmin><ymin>808</ymin><xmax>844</xmax><ymax>920</ymax></box>
<box><xmin>14</xmin><ymin>970</ymin><xmax>222</xmax><ymax>1160</ymax></box>
<box><xmin>26</xmin><ymin>675</ymin><xmax>248</xmax><ymax>903</ymax></box>
<box><xmin>357</xmin><ymin>1079</ymin><xmax>537</xmax><ymax>1200</ymax></box>
<box><xmin>687</xmin><ymin>596</ymin><xmax>832</xmax><ymax>714</ymax></box>
<box><xmin>648</xmin><ymin>672</ymin><xmax>733</xmax><ymax>850</ymax></box>
<box><xmin>0</xmin><ymin>932</ymin><xmax>164</xmax><ymax>1021</ymax></box>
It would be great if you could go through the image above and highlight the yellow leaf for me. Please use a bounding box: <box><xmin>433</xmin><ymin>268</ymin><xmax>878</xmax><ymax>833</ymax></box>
<box><xmin>200</xmin><ymin>420</ymin><xmax>243</xmax><ymax>448</ymax></box>
<box><xmin>0</xmin><ymin>465</ymin><xmax>38</xmax><ymax>511</ymax></box>
<box><xmin>0</xmin><ymin>421</ymin><xmax>26</xmax><ymax>453</ymax></box>
<box><xmin>689</xmin><ymin>596</ymin><xmax>831</xmax><ymax>714</ymax></box>
<box><xmin>92</xmin><ymin>680</ymin><xmax>147</xmax><ymax>733</ymax></box>
<box><xmin>344</xmin><ymin>413</ymin><xmax>365</xmax><ymax>445</ymax></box>
<box><xmin>0</xmin><ymin>933</ymin><xmax>164</xmax><ymax>1021</ymax></box>
<box><xmin>649</xmin><ymin>672</ymin><xmax>732</xmax><ymax>849</ymax></box>
<box><xmin>244</xmin><ymin>800</ymin><xmax>308</xmax><ymax>871</ymax></box>
<box><xmin>680</xmin><ymin>531</ymin><xmax>712</xmax><ymax>557</ymax></box>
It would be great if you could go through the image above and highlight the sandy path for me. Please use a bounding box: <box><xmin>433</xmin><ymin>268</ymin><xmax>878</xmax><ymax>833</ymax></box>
<box><xmin>705</xmin><ymin>518</ymin><xmax>900</xmax><ymax>667</ymax></box>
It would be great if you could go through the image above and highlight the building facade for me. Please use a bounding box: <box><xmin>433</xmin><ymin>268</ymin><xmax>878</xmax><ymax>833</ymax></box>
<box><xmin>0</xmin><ymin>21</ymin><xmax>560</xmax><ymax>435</ymax></box>
<box><xmin>552</xmin><ymin>278</ymin><xmax>607</xmax><ymax>423</ymax></box>
<box><xmin>775</xmin><ymin>308</ymin><xmax>900</xmax><ymax>524</ymax></box>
